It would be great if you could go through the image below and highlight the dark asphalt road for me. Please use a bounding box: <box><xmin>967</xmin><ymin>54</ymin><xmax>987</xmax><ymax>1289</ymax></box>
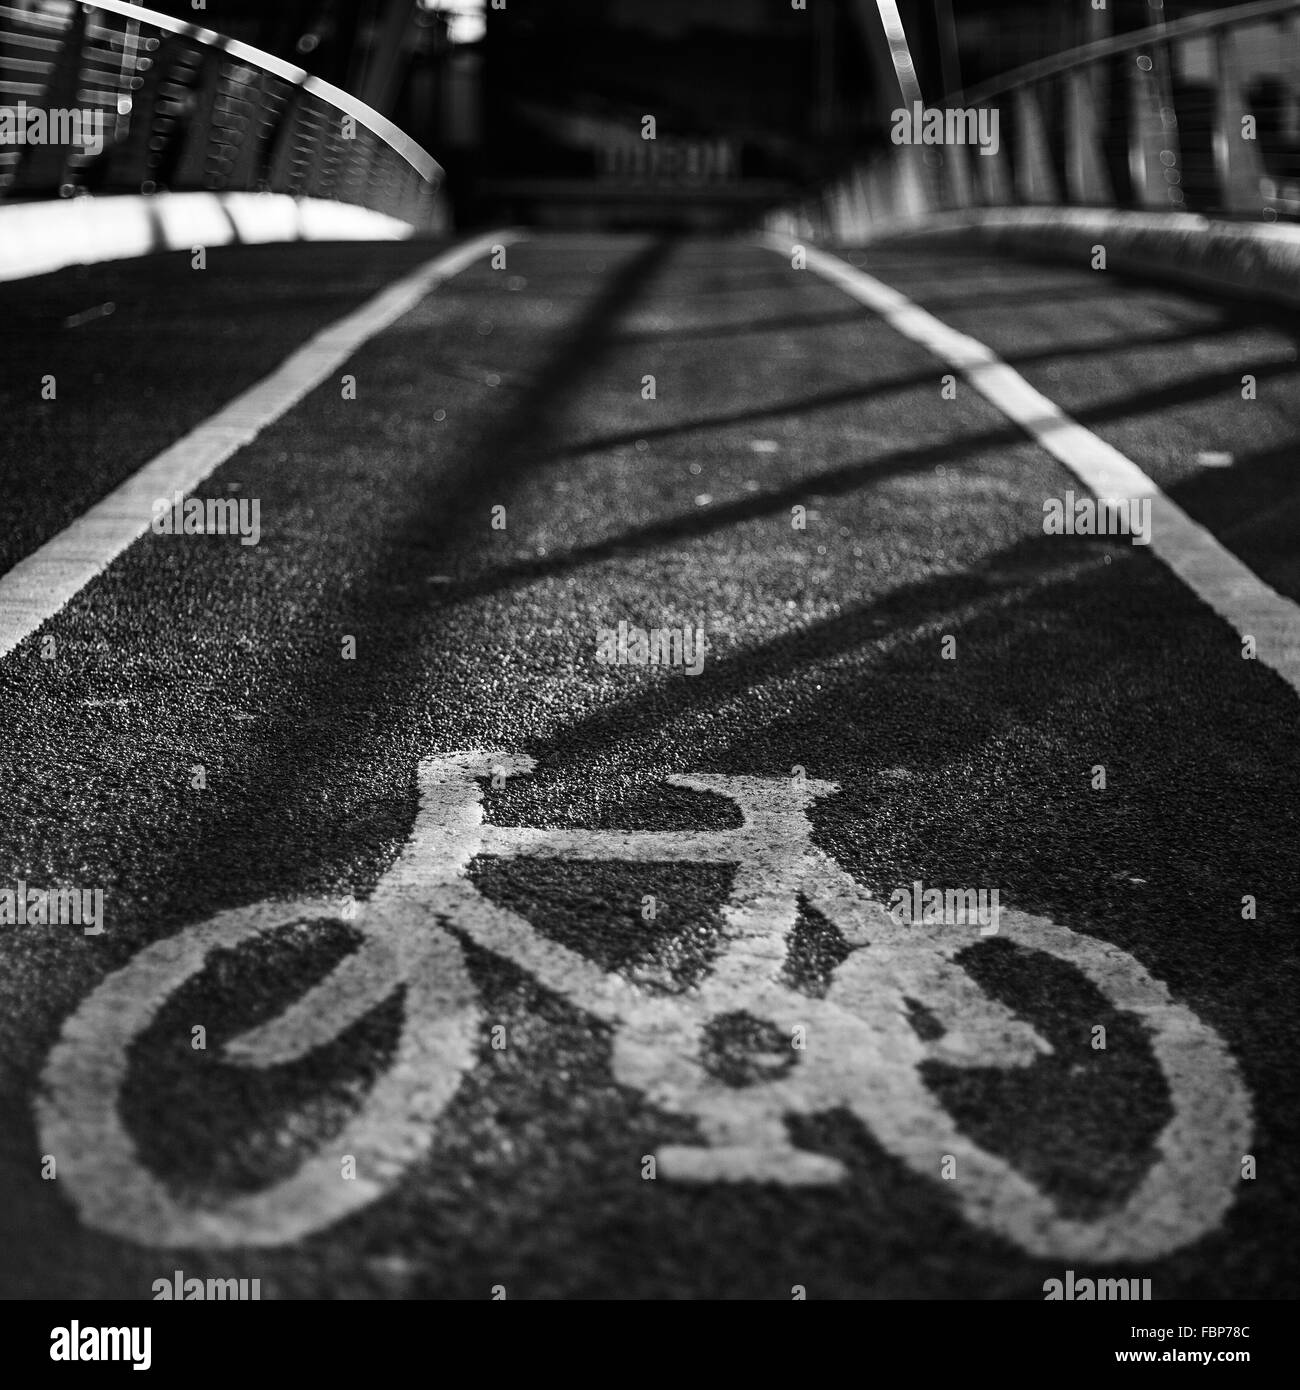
<box><xmin>0</xmin><ymin>233</ymin><xmax>1296</xmax><ymax>1299</ymax></box>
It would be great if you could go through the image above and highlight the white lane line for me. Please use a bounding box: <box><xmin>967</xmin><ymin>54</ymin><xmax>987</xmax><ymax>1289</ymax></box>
<box><xmin>0</xmin><ymin>228</ymin><xmax>523</xmax><ymax>661</ymax></box>
<box><xmin>765</xmin><ymin>234</ymin><xmax>1300</xmax><ymax>699</ymax></box>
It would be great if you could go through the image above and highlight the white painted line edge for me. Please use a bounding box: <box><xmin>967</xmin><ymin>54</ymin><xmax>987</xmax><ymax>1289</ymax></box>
<box><xmin>0</xmin><ymin>228</ymin><xmax>524</xmax><ymax>661</ymax></box>
<box><xmin>764</xmin><ymin>234</ymin><xmax>1300</xmax><ymax>699</ymax></box>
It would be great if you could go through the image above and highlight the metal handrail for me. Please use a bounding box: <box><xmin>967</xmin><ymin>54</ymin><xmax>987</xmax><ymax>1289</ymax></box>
<box><xmin>960</xmin><ymin>0</ymin><xmax>1299</xmax><ymax>104</ymax></box>
<box><xmin>81</xmin><ymin>0</ymin><xmax>441</xmax><ymax>185</ymax></box>
<box><xmin>0</xmin><ymin>0</ymin><xmax>444</xmax><ymax>226</ymax></box>
<box><xmin>772</xmin><ymin>0</ymin><xmax>1300</xmax><ymax>237</ymax></box>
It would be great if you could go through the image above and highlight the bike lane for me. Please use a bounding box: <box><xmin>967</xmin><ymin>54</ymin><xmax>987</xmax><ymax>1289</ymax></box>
<box><xmin>0</xmin><ymin>234</ymin><xmax>1295</xmax><ymax>1298</ymax></box>
<box><xmin>0</xmin><ymin>240</ymin><xmax>449</xmax><ymax>577</ymax></box>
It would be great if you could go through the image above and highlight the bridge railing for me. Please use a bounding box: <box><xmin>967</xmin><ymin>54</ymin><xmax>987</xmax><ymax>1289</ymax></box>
<box><xmin>786</xmin><ymin>0</ymin><xmax>1300</xmax><ymax>240</ymax></box>
<box><xmin>0</xmin><ymin>0</ymin><xmax>443</xmax><ymax>228</ymax></box>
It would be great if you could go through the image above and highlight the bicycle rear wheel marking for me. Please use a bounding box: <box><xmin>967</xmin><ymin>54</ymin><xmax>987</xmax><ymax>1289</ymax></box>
<box><xmin>37</xmin><ymin>899</ymin><xmax>479</xmax><ymax>1249</ymax></box>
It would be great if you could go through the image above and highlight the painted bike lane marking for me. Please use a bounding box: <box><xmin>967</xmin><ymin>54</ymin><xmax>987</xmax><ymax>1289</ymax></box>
<box><xmin>39</xmin><ymin>751</ymin><xmax>1251</xmax><ymax>1259</ymax></box>
<box><xmin>766</xmin><ymin>235</ymin><xmax>1300</xmax><ymax>700</ymax></box>
<box><xmin>0</xmin><ymin>229</ymin><xmax>523</xmax><ymax>660</ymax></box>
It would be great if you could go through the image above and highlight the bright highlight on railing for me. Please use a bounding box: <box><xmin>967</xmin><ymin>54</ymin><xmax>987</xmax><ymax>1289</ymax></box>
<box><xmin>0</xmin><ymin>0</ymin><xmax>444</xmax><ymax>228</ymax></box>
<box><xmin>874</xmin><ymin>0</ymin><xmax>923</xmax><ymax>110</ymax></box>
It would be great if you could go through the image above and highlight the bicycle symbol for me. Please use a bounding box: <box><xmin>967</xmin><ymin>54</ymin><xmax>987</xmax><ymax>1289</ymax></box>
<box><xmin>37</xmin><ymin>751</ymin><xmax>1251</xmax><ymax>1256</ymax></box>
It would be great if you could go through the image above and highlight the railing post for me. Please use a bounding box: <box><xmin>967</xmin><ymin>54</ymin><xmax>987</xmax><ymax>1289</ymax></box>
<box><xmin>944</xmin><ymin>141</ymin><xmax>974</xmax><ymax>209</ymax></box>
<box><xmin>847</xmin><ymin>160</ymin><xmax>873</xmax><ymax>238</ymax></box>
<box><xmin>170</xmin><ymin>50</ymin><xmax>225</xmax><ymax>191</ymax></box>
<box><xmin>1013</xmin><ymin>86</ymin><xmax>1059</xmax><ymax>203</ymax></box>
<box><xmin>892</xmin><ymin>141</ymin><xmax>933</xmax><ymax>223</ymax></box>
<box><xmin>1066</xmin><ymin>63</ymin><xmax>1113</xmax><ymax>205</ymax></box>
<box><xmin>225</xmin><ymin>70</ymin><xmax>277</xmax><ymax>190</ymax></box>
<box><xmin>829</xmin><ymin>176</ymin><xmax>853</xmax><ymax>240</ymax></box>
<box><xmin>266</xmin><ymin>85</ymin><xmax>308</xmax><ymax>195</ymax></box>
<box><xmin>976</xmin><ymin>103</ymin><xmax>1014</xmax><ymax>205</ymax></box>
<box><xmin>1283</xmin><ymin>15</ymin><xmax>1300</xmax><ymax>211</ymax></box>
<box><xmin>863</xmin><ymin>156</ymin><xmax>894</xmax><ymax>237</ymax></box>
<box><xmin>24</xmin><ymin>2</ymin><xmax>87</xmax><ymax>196</ymax></box>
<box><xmin>106</xmin><ymin>32</ymin><xmax>167</xmax><ymax>193</ymax></box>
<box><xmin>1128</xmin><ymin>49</ymin><xmax>1183</xmax><ymax>209</ymax></box>
<box><xmin>1213</xmin><ymin>27</ymin><xmax>1267</xmax><ymax>214</ymax></box>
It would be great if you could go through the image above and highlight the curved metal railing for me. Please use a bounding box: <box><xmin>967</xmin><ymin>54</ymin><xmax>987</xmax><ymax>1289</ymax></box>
<box><xmin>0</xmin><ymin>0</ymin><xmax>443</xmax><ymax>227</ymax></box>
<box><xmin>782</xmin><ymin>0</ymin><xmax>1300</xmax><ymax>239</ymax></box>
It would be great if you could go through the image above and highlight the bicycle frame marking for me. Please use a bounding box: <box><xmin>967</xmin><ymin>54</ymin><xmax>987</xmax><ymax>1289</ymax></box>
<box><xmin>37</xmin><ymin>750</ymin><xmax>1252</xmax><ymax>1257</ymax></box>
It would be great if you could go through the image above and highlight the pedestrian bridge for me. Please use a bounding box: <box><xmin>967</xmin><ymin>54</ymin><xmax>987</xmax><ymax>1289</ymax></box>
<box><xmin>2</xmin><ymin>0</ymin><xmax>1298</xmax><ymax>288</ymax></box>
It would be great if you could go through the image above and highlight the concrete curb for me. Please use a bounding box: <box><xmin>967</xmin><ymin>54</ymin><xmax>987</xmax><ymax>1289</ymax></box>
<box><xmin>0</xmin><ymin>192</ymin><xmax>439</xmax><ymax>284</ymax></box>
<box><xmin>868</xmin><ymin>207</ymin><xmax>1300</xmax><ymax>312</ymax></box>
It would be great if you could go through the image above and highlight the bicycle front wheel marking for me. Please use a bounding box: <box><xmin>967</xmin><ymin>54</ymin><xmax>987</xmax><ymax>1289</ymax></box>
<box><xmin>825</xmin><ymin>910</ymin><xmax>1252</xmax><ymax>1261</ymax></box>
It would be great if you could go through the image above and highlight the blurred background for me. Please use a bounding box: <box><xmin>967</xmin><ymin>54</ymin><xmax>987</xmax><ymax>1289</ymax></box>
<box><xmin>3</xmin><ymin>0</ymin><xmax>1298</xmax><ymax>232</ymax></box>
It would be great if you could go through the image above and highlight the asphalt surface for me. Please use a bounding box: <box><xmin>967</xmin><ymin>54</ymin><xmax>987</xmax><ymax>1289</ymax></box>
<box><xmin>0</xmin><ymin>232</ymin><xmax>1297</xmax><ymax>1299</ymax></box>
